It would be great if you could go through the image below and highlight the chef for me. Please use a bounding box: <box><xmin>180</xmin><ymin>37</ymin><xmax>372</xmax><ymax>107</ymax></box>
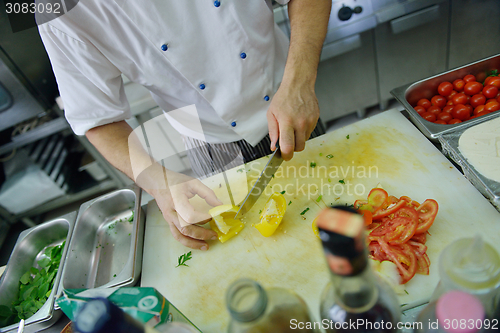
<box><xmin>38</xmin><ymin>0</ymin><xmax>332</xmax><ymax>250</ymax></box>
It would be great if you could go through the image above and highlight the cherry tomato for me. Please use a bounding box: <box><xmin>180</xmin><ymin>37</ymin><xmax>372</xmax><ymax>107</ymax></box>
<box><xmin>482</xmin><ymin>85</ymin><xmax>499</xmax><ymax>99</ymax></box>
<box><xmin>434</xmin><ymin>120</ymin><xmax>447</xmax><ymax>124</ymax></box>
<box><xmin>437</xmin><ymin>82</ymin><xmax>453</xmax><ymax>96</ymax></box>
<box><xmin>484</xmin><ymin>76</ymin><xmax>494</xmax><ymax>86</ymax></box>
<box><xmin>453</xmin><ymin>79</ymin><xmax>465</xmax><ymax>92</ymax></box>
<box><xmin>442</xmin><ymin>105</ymin><xmax>454</xmax><ymax>113</ymax></box>
<box><xmin>431</xmin><ymin>95</ymin><xmax>447</xmax><ymax>108</ymax></box>
<box><xmin>414</xmin><ymin>106</ymin><xmax>426</xmax><ymax>115</ymax></box>
<box><xmin>497</xmin><ymin>95</ymin><xmax>500</xmax><ymax>103</ymax></box>
<box><xmin>447</xmin><ymin>100</ymin><xmax>454</xmax><ymax>106</ymax></box>
<box><xmin>465</xmin><ymin>104</ymin><xmax>473</xmax><ymax>114</ymax></box>
<box><xmin>464</xmin><ymin>81</ymin><xmax>483</xmax><ymax>96</ymax></box>
<box><xmin>448</xmin><ymin>119</ymin><xmax>462</xmax><ymax>124</ymax></box>
<box><xmin>476</xmin><ymin>111</ymin><xmax>489</xmax><ymax>117</ymax></box>
<box><xmin>486</xmin><ymin>98</ymin><xmax>497</xmax><ymax>104</ymax></box>
<box><xmin>473</xmin><ymin>105</ymin><xmax>485</xmax><ymax>115</ymax></box>
<box><xmin>470</xmin><ymin>94</ymin><xmax>486</xmax><ymax>108</ymax></box>
<box><xmin>469</xmin><ymin>115</ymin><xmax>478</xmax><ymax>119</ymax></box>
<box><xmin>463</xmin><ymin>74</ymin><xmax>476</xmax><ymax>83</ymax></box>
<box><xmin>437</xmin><ymin>112</ymin><xmax>452</xmax><ymax>122</ymax></box>
<box><xmin>485</xmin><ymin>101</ymin><xmax>500</xmax><ymax>112</ymax></box>
<box><xmin>427</xmin><ymin>105</ymin><xmax>441</xmax><ymax>116</ymax></box>
<box><xmin>452</xmin><ymin>104</ymin><xmax>470</xmax><ymax>121</ymax></box>
<box><xmin>447</xmin><ymin>90</ymin><xmax>458</xmax><ymax>100</ymax></box>
<box><xmin>421</xmin><ymin>112</ymin><xmax>436</xmax><ymax>122</ymax></box>
<box><xmin>488</xmin><ymin>76</ymin><xmax>500</xmax><ymax>88</ymax></box>
<box><xmin>417</xmin><ymin>99</ymin><xmax>431</xmax><ymax>109</ymax></box>
<box><xmin>451</xmin><ymin>93</ymin><xmax>468</xmax><ymax>105</ymax></box>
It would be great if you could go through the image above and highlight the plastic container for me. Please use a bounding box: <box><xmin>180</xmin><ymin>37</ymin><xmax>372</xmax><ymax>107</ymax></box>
<box><xmin>226</xmin><ymin>278</ymin><xmax>317</xmax><ymax>332</ymax></box>
<box><xmin>414</xmin><ymin>291</ymin><xmax>493</xmax><ymax>333</ymax></box>
<box><xmin>430</xmin><ymin>236</ymin><xmax>500</xmax><ymax>317</ymax></box>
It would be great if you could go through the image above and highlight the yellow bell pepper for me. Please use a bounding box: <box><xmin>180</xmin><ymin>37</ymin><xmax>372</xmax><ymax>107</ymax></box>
<box><xmin>254</xmin><ymin>192</ymin><xmax>286</xmax><ymax>237</ymax></box>
<box><xmin>312</xmin><ymin>217</ymin><xmax>320</xmax><ymax>239</ymax></box>
<box><xmin>209</xmin><ymin>205</ymin><xmax>245</xmax><ymax>243</ymax></box>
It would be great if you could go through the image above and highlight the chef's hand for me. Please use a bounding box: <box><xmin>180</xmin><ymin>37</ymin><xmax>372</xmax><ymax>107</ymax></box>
<box><xmin>152</xmin><ymin>171</ymin><xmax>222</xmax><ymax>250</ymax></box>
<box><xmin>267</xmin><ymin>81</ymin><xmax>320</xmax><ymax>161</ymax></box>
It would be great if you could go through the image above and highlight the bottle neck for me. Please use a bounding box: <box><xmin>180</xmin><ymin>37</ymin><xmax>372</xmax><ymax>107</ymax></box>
<box><xmin>330</xmin><ymin>264</ymin><xmax>379</xmax><ymax>312</ymax></box>
<box><xmin>226</xmin><ymin>279</ymin><xmax>268</xmax><ymax>323</ymax></box>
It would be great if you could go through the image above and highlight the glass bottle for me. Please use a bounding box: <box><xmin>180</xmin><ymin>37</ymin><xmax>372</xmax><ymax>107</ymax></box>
<box><xmin>226</xmin><ymin>278</ymin><xmax>318</xmax><ymax>332</ymax></box>
<box><xmin>317</xmin><ymin>206</ymin><xmax>401</xmax><ymax>332</ymax></box>
<box><xmin>414</xmin><ymin>290</ymin><xmax>491</xmax><ymax>333</ymax></box>
<box><xmin>430</xmin><ymin>235</ymin><xmax>500</xmax><ymax>318</ymax></box>
<box><xmin>74</xmin><ymin>298</ymin><xmax>199</xmax><ymax>333</ymax></box>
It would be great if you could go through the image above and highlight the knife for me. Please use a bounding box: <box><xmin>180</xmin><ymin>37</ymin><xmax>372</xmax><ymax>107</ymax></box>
<box><xmin>235</xmin><ymin>147</ymin><xmax>283</xmax><ymax>219</ymax></box>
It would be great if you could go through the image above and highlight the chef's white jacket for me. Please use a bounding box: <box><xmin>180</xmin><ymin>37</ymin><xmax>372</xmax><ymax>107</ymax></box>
<box><xmin>38</xmin><ymin>0</ymin><xmax>290</xmax><ymax>145</ymax></box>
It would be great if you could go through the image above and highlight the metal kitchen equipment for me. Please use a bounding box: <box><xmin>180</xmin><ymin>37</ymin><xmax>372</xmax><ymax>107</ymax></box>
<box><xmin>391</xmin><ymin>53</ymin><xmax>500</xmax><ymax>140</ymax></box>
<box><xmin>0</xmin><ymin>212</ymin><xmax>76</xmax><ymax>333</ymax></box>
<box><xmin>438</xmin><ymin>114</ymin><xmax>500</xmax><ymax>212</ymax></box>
<box><xmin>235</xmin><ymin>147</ymin><xmax>283</xmax><ymax>219</ymax></box>
<box><xmin>60</xmin><ymin>185</ymin><xmax>145</xmax><ymax>291</ymax></box>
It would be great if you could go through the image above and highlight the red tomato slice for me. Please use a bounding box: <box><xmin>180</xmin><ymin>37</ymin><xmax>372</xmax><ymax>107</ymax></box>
<box><xmin>378</xmin><ymin>240</ymin><xmax>417</xmax><ymax>284</ymax></box>
<box><xmin>361</xmin><ymin>210</ymin><xmax>373</xmax><ymax>226</ymax></box>
<box><xmin>414</xmin><ymin>199</ymin><xmax>439</xmax><ymax>234</ymax></box>
<box><xmin>408</xmin><ymin>240</ymin><xmax>427</xmax><ymax>255</ymax></box>
<box><xmin>372</xmin><ymin>198</ymin><xmax>405</xmax><ymax>220</ymax></box>
<box><xmin>370</xmin><ymin>206</ymin><xmax>419</xmax><ymax>245</ymax></box>
<box><xmin>367</xmin><ymin>188</ymin><xmax>389</xmax><ymax>211</ymax></box>
<box><xmin>410</xmin><ymin>233</ymin><xmax>427</xmax><ymax>244</ymax></box>
<box><xmin>415</xmin><ymin>252</ymin><xmax>430</xmax><ymax>275</ymax></box>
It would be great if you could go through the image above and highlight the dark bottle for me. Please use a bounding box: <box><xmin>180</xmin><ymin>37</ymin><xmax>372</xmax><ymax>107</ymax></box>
<box><xmin>317</xmin><ymin>207</ymin><xmax>401</xmax><ymax>332</ymax></box>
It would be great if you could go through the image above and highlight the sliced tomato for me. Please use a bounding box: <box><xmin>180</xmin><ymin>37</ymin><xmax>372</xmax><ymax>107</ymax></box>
<box><xmin>415</xmin><ymin>252</ymin><xmax>430</xmax><ymax>275</ymax></box>
<box><xmin>372</xmin><ymin>198</ymin><xmax>406</xmax><ymax>219</ymax></box>
<box><xmin>408</xmin><ymin>240</ymin><xmax>427</xmax><ymax>255</ymax></box>
<box><xmin>410</xmin><ymin>233</ymin><xmax>427</xmax><ymax>244</ymax></box>
<box><xmin>400</xmin><ymin>196</ymin><xmax>420</xmax><ymax>209</ymax></box>
<box><xmin>378</xmin><ymin>240</ymin><xmax>417</xmax><ymax>284</ymax></box>
<box><xmin>370</xmin><ymin>206</ymin><xmax>418</xmax><ymax>245</ymax></box>
<box><xmin>368</xmin><ymin>242</ymin><xmax>387</xmax><ymax>262</ymax></box>
<box><xmin>367</xmin><ymin>188</ymin><xmax>389</xmax><ymax>211</ymax></box>
<box><xmin>414</xmin><ymin>199</ymin><xmax>439</xmax><ymax>234</ymax></box>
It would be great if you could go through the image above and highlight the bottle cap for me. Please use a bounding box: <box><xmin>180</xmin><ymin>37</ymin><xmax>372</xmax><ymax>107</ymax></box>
<box><xmin>436</xmin><ymin>291</ymin><xmax>485</xmax><ymax>333</ymax></box>
<box><xmin>316</xmin><ymin>206</ymin><xmax>367</xmax><ymax>276</ymax></box>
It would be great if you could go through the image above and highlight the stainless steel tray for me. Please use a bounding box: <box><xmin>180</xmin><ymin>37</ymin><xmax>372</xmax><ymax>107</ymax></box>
<box><xmin>0</xmin><ymin>211</ymin><xmax>76</xmax><ymax>333</ymax></box>
<box><xmin>60</xmin><ymin>185</ymin><xmax>144</xmax><ymax>291</ymax></box>
<box><xmin>391</xmin><ymin>54</ymin><xmax>500</xmax><ymax>140</ymax></box>
<box><xmin>438</xmin><ymin>115</ymin><xmax>500</xmax><ymax>212</ymax></box>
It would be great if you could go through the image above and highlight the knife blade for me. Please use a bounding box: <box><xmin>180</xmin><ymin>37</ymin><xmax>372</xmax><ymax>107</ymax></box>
<box><xmin>235</xmin><ymin>147</ymin><xmax>283</xmax><ymax>219</ymax></box>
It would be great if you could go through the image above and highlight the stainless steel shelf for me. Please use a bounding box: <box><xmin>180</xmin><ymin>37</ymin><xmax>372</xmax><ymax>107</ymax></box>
<box><xmin>0</xmin><ymin>117</ymin><xmax>69</xmax><ymax>155</ymax></box>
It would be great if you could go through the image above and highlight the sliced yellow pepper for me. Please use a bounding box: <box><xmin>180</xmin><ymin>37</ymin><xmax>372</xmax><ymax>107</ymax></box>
<box><xmin>254</xmin><ymin>192</ymin><xmax>286</xmax><ymax>237</ymax></box>
<box><xmin>209</xmin><ymin>205</ymin><xmax>245</xmax><ymax>243</ymax></box>
<box><xmin>312</xmin><ymin>217</ymin><xmax>320</xmax><ymax>239</ymax></box>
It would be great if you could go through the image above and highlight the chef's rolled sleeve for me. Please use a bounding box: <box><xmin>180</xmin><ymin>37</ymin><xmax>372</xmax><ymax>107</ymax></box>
<box><xmin>39</xmin><ymin>24</ymin><xmax>131</xmax><ymax>136</ymax></box>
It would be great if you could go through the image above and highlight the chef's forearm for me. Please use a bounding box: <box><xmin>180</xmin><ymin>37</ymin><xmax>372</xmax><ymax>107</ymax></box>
<box><xmin>283</xmin><ymin>0</ymin><xmax>331</xmax><ymax>87</ymax></box>
<box><xmin>85</xmin><ymin>120</ymin><xmax>167</xmax><ymax>197</ymax></box>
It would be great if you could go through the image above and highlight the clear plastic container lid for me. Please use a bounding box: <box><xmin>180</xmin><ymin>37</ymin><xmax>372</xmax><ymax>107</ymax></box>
<box><xmin>439</xmin><ymin>235</ymin><xmax>500</xmax><ymax>293</ymax></box>
<box><xmin>436</xmin><ymin>291</ymin><xmax>485</xmax><ymax>333</ymax></box>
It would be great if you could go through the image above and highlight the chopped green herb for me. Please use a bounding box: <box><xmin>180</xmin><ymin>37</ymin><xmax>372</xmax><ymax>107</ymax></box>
<box><xmin>319</xmin><ymin>153</ymin><xmax>323</xmax><ymax>156</ymax></box>
<box><xmin>272</xmin><ymin>174</ymin><xmax>274</xmax><ymax>178</ymax></box>
<box><xmin>310</xmin><ymin>162</ymin><xmax>316</xmax><ymax>168</ymax></box>
<box><xmin>346</xmin><ymin>134</ymin><xmax>350</xmax><ymax>139</ymax></box>
<box><xmin>326</xmin><ymin>154</ymin><xmax>333</xmax><ymax>159</ymax></box>
<box><xmin>328</xmin><ymin>178</ymin><xmax>331</xmax><ymax>182</ymax></box>
<box><xmin>404</xmin><ymin>289</ymin><xmax>409</xmax><ymax>295</ymax></box>
<box><xmin>339</xmin><ymin>179</ymin><xmax>345</xmax><ymax>184</ymax></box>
<box><xmin>300</xmin><ymin>208</ymin><xmax>310</xmax><ymax>215</ymax></box>
<box><xmin>356</xmin><ymin>133</ymin><xmax>359</xmax><ymax>135</ymax></box>
<box><xmin>401</xmin><ymin>304</ymin><xmax>408</xmax><ymax>307</ymax></box>
<box><xmin>176</xmin><ymin>251</ymin><xmax>193</xmax><ymax>268</ymax></box>
<box><xmin>316</xmin><ymin>195</ymin><xmax>322</xmax><ymax>202</ymax></box>
<box><xmin>259</xmin><ymin>210</ymin><xmax>262</xmax><ymax>214</ymax></box>
<box><xmin>288</xmin><ymin>201</ymin><xmax>292</xmax><ymax>206</ymax></box>
<box><xmin>113</xmin><ymin>274</ymin><xmax>117</xmax><ymax>277</ymax></box>
<box><xmin>237</xmin><ymin>168</ymin><xmax>244</xmax><ymax>173</ymax></box>
<box><xmin>345</xmin><ymin>203</ymin><xmax>355</xmax><ymax>208</ymax></box>
<box><xmin>0</xmin><ymin>242</ymin><xmax>66</xmax><ymax>325</ymax></box>
<box><xmin>128</xmin><ymin>211</ymin><xmax>134</xmax><ymax>222</ymax></box>
<box><xmin>280</xmin><ymin>190</ymin><xmax>286</xmax><ymax>195</ymax></box>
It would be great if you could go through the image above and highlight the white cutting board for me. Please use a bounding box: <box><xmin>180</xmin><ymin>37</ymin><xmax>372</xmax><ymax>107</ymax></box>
<box><xmin>141</xmin><ymin>109</ymin><xmax>500</xmax><ymax>332</ymax></box>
